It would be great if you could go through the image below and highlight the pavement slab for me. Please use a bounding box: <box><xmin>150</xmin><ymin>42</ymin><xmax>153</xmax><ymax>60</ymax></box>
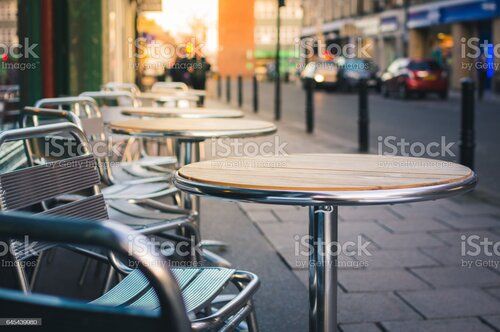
<box><xmin>398</xmin><ymin>288</ymin><xmax>500</xmax><ymax>319</ymax></box>
<box><xmin>381</xmin><ymin>318</ymin><xmax>494</xmax><ymax>332</ymax></box>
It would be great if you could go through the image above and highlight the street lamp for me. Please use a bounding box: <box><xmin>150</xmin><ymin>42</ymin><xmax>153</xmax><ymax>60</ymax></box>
<box><xmin>275</xmin><ymin>0</ymin><xmax>286</xmax><ymax>121</ymax></box>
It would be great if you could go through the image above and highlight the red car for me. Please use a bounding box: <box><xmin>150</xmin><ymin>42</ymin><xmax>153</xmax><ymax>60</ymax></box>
<box><xmin>380</xmin><ymin>58</ymin><xmax>449</xmax><ymax>99</ymax></box>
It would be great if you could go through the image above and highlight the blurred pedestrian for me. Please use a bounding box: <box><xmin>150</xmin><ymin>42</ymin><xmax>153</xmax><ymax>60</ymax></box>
<box><xmin>191</xmin><ymin>55</ymin><xmax>211</xmax><ymax>106</ymax></box>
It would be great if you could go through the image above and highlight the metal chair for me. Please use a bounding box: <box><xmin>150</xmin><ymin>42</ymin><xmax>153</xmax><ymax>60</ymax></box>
<box><xmin>102</xmin><ymin>82</ymin><xmax>199</xmax><ymax>108</ymax></box>
<box><xmin>25</xmin><ymin>101</ymin><xmax>178</xmax><ymax>203</ymax></box>
<box><xmin>0</xmin><ymin>124</ymin><xmax>199</xmax><ymax>292</ymax></box>
<box><xmin>151</xmin><ymin>81</ymin><xmax>189</xmax><ymax>92</ymax></box>
<box><xmin>0</xmin><ymin>212</ymin><xmax>260</xmax><ymax>331</ymax></box>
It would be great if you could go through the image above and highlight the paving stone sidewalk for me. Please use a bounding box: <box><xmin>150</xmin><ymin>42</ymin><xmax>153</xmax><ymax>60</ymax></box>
<box><xmin>204</xmin><ymin>99</ymin><xmax>500</xmax><ymax>331</ymax></box>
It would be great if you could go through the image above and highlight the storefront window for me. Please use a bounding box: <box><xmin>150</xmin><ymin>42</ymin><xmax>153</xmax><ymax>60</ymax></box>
<box><xmin>0</xmin><ymin>0</ymin><xmax>19</xmax><ymax>125</ymax></box>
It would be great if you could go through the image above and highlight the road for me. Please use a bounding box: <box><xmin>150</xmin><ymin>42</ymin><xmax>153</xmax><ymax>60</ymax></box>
<box><xmin>209</xmin><ymin>78</ymin><xmax>500</xmax><ymax>200</ymax></box>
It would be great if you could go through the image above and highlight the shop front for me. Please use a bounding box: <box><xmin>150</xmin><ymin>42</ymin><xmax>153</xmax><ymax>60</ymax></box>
<box><xmin>408</xmin><ymin>0</ymin><xmax>500</xmax><ymax>90</ymax></box>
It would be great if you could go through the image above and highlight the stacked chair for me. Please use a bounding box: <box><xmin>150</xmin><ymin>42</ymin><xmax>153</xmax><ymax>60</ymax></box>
<box><xmin>101</xmin><ymin>82</ymin><xmax>199</xmax><ymax>108</ymax></box>
<box><xmin>0</xmin><ymin>122</ymin><xmax>260</xmax><ymax>331</ymax></box>
<box><xmin>0</xmin><ymin>81</ymin><xmax>261</xmax><ymax>330</ymax></box>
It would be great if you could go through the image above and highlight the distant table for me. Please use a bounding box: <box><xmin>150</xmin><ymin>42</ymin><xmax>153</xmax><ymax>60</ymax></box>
<box><xmin>174</xmin><ymin>154</ymin><xmax>477</xmax><ymax>332</ymax></box>
<box><xmin>109</xmin><ymin>118</ymin><xmax>276</xmax><ymax>140</ymax></box>
<box><xmin>138</xmin><ymin>92</ymin><xmax>199</xmax><ymax>103</ymax></box>
<box><xmin>110</xmin><ymin>118</ymin><xmax>277</xmax><ymax>265</ymax></box>
<box><xmin>121</xmin><ymin>107</ymin><xmax>244</xmax><ymax>119</ymax></box>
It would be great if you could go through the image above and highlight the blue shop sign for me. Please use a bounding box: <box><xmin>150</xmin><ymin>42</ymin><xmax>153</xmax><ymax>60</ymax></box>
<box><xmin>380</xmin><ymin>16</ymin><xmax>399</xmax><ymax>33</ymax></box>
<box><xmin>408</xmin><ymin>0</ymin><xmax>500</xmax><ymax>28</ymax></box>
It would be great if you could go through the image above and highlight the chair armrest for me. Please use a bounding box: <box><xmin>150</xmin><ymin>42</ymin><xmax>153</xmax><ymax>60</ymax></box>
<box><xmin>190</xmin><ymin>270</ymin><xmax>260</xmax><ymax>331</ymax></box>
<box><xmin>0</xmin><ymin>212</ymin><xmax>191</xmax><ymax>332</ymax></box>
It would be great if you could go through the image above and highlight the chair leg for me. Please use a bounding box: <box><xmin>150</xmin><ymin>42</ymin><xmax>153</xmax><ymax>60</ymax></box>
<box><xmin>102</xmin><ymin>265</ymin><xmax>116</xmax><ymax>294</ymax></box>
<box><xmin>78</xmin><ymin>257</ymin><xmax>92</xmax><ymax>286</ymax></box>
<box><xmin>14</xmin><ymin>260</ymin><xmax>30</xmax><ymax>294</ymax></box>
<box><xmin>246</xmin><ymin>301</ymin><xmax>259</xmax><ymax>332</ymax></box>
<box><xmin>28</xmin><ymin>252</ymin><xmax>44</xmax><ymax>291</ymax></box>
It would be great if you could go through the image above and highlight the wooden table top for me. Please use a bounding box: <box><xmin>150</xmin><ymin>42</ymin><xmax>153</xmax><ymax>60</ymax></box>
<box><xmin>175</xmin><ymin>154</ymin><xmax>476</xmax><ymax>205</ymax></box>
<box><xmin>121</xmin><ymin>107</ymin><xmax>244</xmax><ymax>119</ymax></box>
<box><xmin>109</xmin><ymin>118</ymin><xmax>277</xmax><ymax>139</ymax></box>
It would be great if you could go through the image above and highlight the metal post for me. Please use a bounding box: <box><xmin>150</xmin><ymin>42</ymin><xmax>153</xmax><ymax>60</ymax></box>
<box><xmin>309</xmin><ymin>206</ymin><xmax>338</xmax><ymax>332</ymax></box>
<box><xmin>226</xmin><ymin>76</ymin><xmax>231</xmax><ymax>104</ymax></box>
<box><xmin>217</xmin><ymin>74</ymin><xmax>222</xmax><ymax>99</ymax></box>
<box><xmin>403</xmin><ymin>0</ymin><xmax>410</xmax><ymax>57</ymax></box>
<box><xmin>237</xmin><ymin>75</ymin><xmax>243</xmax><ymax>108</ymax></box>
<box><xmin>306</xmin><ymin>78</ymin><xmax>314</xmax><ymax>133</ymax></box>
<box><xmin>358</xmin><ymin>79</ymin><xmax>369</xmax><ymax>153</ymax></box>
<box><xmin>274</xmin><ymin>1</ymin><xmax>283</xmax><ymax>121</ymax></box>
<box><xmin>460</xmin><ymin>78</ymin><xmax>475</xmax><ymax>169</ymax></box>
<box><xmin>253</xmin><ymin>74</ymin><xmax>259</xmax><ymax>113</ymax></box>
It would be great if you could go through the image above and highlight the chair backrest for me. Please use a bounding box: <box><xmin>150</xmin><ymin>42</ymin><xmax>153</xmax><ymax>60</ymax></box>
<box><xmin>0</xmin><ymin>212</ymin><xmax>191</xmax><ymax>332</ymax></box>
<box><xmin>102</xmin><ymin>82</ymin><xmax>141</xmax><ymax>96</ymax></box>
<box><xmin>80</xmin><ymin>91</ymin><xmax>140</xmax><ymax>107</ymax></box>
<box><xmin>24</xmin><ymin>102</ymin><xmax>118</xmax><ymax>185</ymax></box>
<box><xmin>0</xmin><ymin>124</ymin><xmax>108</xmax><ymax>264</ymax></box>
<box><xmin>152</xmin><ymin>82</ymin><xmax>189</xmax><ymax>92</ymax></box>
<box><xmin>0</xmin><ymin>140</ymin><xmax>26</xmax><ymax>173</ymax></box>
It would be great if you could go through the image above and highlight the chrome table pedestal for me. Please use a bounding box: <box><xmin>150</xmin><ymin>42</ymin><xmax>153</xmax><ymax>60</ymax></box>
<box><xmin>309</xmin><ymin>206</ymin><xmax>338</xmax><ymax>332</ymax></box>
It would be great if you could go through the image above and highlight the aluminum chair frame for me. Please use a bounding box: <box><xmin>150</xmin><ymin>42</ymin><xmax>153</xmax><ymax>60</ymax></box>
<box><xmin>0</xmin><ymin>215</ymin><xmax>260</xmax><ymax>330</ymax></box>
<box><xmin>103</xmin><ymin>82</ymin><xmax>199</xmax><ymax>108</ymax></box>
<box><xmin>0</xmin><ymin>124</ymin><xmax>198</xmax><ymax>292</ymax></box>
<box><xmin>26</xmin><ymin>101</ymin><xmax>177</xmax><ymax>200</ymax></box>
<box><xmin>152</xmin><ymin>81</ymin><xmax>189</xmax><ymax>92</ymax></box>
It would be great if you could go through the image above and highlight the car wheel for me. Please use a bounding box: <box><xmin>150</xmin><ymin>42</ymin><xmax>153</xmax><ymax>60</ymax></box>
<box><xmin>398</xmin><ymin>84</ymin><xmax>408</xmax><ymax>100</ymax></box>
<box><xmin>439</xmin><ymin>90</ymin><xmax>448</xmax><ymax>100</ymax></box>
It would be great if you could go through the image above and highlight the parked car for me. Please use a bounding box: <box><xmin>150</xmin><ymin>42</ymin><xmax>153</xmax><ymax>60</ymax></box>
<box><xmin>300</xmin><ymin>61</ymin><xmax>339</xmax><ymax>90</ymax></box>
<box><xmin>380</xmin><ymin>58</ymin><xmax>449</xmax><ymax>99</ymax></box>
<box><xmin>335</xmin><ymin>57</ymin><xmax>379</xmax><ymax>91</ymax></box>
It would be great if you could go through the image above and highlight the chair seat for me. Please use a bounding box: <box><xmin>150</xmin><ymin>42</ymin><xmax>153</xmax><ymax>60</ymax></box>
<box><xmin>107</xmin><ymin>200</ymin><xmax>181</xmax><ymax>227</ymax></box>
<box><xmin>101</xmin><ymin>181</ymin><xmax>171</xmax><ymax>198</ymax></box>
<box><xmin>91</xmin><ymin>268</ymin><xmax>235</xmax><ymax>314</ymax></box>
<box><xmin>114</xmin><ymin>164</ymin><xmax>170</xmax><ymax>181</ymax></box>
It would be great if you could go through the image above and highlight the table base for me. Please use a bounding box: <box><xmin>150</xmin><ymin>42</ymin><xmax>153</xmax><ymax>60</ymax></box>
<box><xmin>309</xmin><ymin>206</ymin><xmax>338</xmax><ymax>332</ymax></box>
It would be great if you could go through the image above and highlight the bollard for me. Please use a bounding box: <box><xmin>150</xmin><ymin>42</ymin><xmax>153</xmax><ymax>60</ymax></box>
<box><xmin>217</xmin><ymin>75</ymin><xmax>222</xmax><ymax>99</ymax></box>
<box><xmin>253</xmin><ymin>74</ymin><xmax>259</xmax><ymax>113</ymax></box>
<box><xmin>237</xmin><ymin>75</ymin><xmax>243</xmax><ymax>108</ymax></box>
<box><xmin>226</xmin><ymin>76</ymin><xmax>231</xmax><ymax>104</ymax></box>
<box><xmin>358</xmin><ymin>79</ymin><xmax>369</xmax><ymax>153</ymax></box>
<box><xmin>305</xmin><ymin>78</ymin><xmax>314</xmax><ymax>133</ymax></box>
<box><xmin>460</xmin><ymin>78</ymin><xmax>475</xmax><ymax>169</ymax></box>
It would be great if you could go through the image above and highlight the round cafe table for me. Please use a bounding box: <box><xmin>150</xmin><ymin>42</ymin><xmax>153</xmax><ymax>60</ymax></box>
<box><xmin>121</xmin><ymin>107</ymin><xmax>243</xmax><ymax>119</ymax></box>
<box><xmin>173</xmin><ymin>154</ymin><xmax>476</xmax><ymax>332</ymax></box>
<box><xmin>139</xmin><ymin>92</ymin><xmax>200</xmax><ymax>103</ymax></box>
<box><xmin>109</xmin><ymin>118</ymin><xmax>277</xmax><ymax>264</ymax></box>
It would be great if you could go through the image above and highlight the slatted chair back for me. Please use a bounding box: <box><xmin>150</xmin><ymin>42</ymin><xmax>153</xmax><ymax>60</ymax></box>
<box><xmin>25</xmin><ymin>102</ymin><xmax>117</xmax><ymax>185</ymax></box>
<box><xmin>0</xmin><ymin>123</ymin><xmax>108</xmax><ymax>292</ymax></box>
<box><xmin>102</xmin><ymin>82</ymin><xmax>142</xmax><ymax>96</ymax></box>
<box><xmin>152</xmin><ymin>82</ymin><xmax>189</xmax><ymax>92</ymax></box>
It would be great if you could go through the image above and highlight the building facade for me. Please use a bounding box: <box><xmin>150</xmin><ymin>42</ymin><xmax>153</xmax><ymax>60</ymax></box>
<box><xmin>301</xmin><ymin>0</ymin><xmax>500</xmax><ymax>92</ymax></box>
<box><xmin>254</xmin><ymin>0</ymin><xmax>303</xmax><ymax>78</ymax></box>
<box><xmin>217</xmin><ymin>0</ymin><xmax>303</xmax><ymax>78</ymax></box>
<box><xmin>218</xmin><ymin>0</ymin><xmax>255</xmax><ymax>77</ymax></box>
